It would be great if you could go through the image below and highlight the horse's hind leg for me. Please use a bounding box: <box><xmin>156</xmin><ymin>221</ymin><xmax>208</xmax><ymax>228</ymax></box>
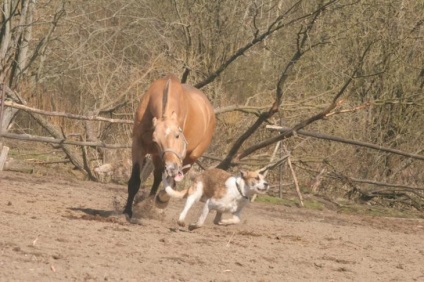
<box><xmin>149</xmin><ymin>165</ymin><xmax>163</xmax><ymax>197</ymax></box>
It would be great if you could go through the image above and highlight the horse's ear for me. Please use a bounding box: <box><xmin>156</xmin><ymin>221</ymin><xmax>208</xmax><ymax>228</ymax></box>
<box><xmin>171</xmin><ymin>111</ymin><xmax>177</xmax><ymax>120</ymax></box>
<box><xmin>152</xmin><ymin>117</ymin><xmax>158</xmax><ymax>127</ymax></box>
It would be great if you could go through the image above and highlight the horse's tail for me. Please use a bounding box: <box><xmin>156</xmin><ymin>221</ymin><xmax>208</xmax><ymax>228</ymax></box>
<box><xmin>165</xmin><ymin>186</ymin><xmax>188</xmax><ymax>199</ymax></box>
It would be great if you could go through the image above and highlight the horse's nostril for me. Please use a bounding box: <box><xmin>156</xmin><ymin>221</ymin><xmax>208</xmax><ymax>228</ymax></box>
<box><xmin>166</xmin><ymin>163</ymin><xmax>182</xmax><ymax>176</ymax></box>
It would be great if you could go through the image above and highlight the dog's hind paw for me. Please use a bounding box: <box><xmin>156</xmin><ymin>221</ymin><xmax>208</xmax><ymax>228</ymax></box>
<box><xmin>177</xmin><ymin>220</ymin><xmax>185</xmax><ymax>227</ymax></box>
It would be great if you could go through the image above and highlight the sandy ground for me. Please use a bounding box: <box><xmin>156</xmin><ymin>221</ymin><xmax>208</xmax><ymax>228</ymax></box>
<box><xmin>1</xmin><ymin>170</ymin><xmax>424</xmax><ymax>281</ymax></box>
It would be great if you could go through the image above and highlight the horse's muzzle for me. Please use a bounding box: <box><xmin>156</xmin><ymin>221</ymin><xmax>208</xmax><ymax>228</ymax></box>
<box><xmin>165</xmin><ymin>163</ymin><xmax>184</xmax><ymax>182</ymax></box>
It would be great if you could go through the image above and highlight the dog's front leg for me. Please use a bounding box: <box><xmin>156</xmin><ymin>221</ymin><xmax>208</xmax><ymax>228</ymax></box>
<box><xmin>213</xmin><ymin>211</ymin><xmax>223</xmax><ymax>225</ymax></box>
<box><xmin>177</xmin><ymin>194</ymin><xmax>197</xmax><ymax>227</ymax></box>
<box><xmin>189</xmin><ymin>200</ymin><xmax>210</xmax><ymax>231</ymax></box>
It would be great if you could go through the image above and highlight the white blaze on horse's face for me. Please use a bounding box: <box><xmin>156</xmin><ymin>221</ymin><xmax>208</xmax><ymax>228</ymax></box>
<box><xmin>152</xmin><ymin>115</ymin><xmax>186</xmax><ymax>182</ymax></box>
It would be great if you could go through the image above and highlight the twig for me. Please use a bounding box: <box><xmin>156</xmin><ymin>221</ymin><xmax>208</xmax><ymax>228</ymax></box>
<box><xmin>252</xmin><ymin>142</ymin><xmax>284</xmax><ymax>202</ymax></box>
<box><xmin>32</xmin><ymin>235</ymin><xmax>39</xmax><ymax>246</ymax></box>
<box><xmin>28</xmin><ymin>159</ymin><xmax>70</xmax><ymax>165</ymax></box>
<box><xmin>226</xmin><ymin>232</ymin><xmax>236</xmax><ymax>247</ymax></box>
<box><xmin>325</xmin><ymin>102</ymin><xmax>370</xmax><ymax>117</ymax></box>
<box><xmin>311</xmin><ymin>168</ymin><xmax>326</xmax><ymax>193</ymax></box>
<box><xmin>284</xmin><ymin>146</ymin><xmax>304</xmax><ymax>207</ymax></box>
<box><xmin>263</xmin><ymin>142</ymin><xmax>281</xmax><ymax>177</ymax></box>
<box><xmin>0</xmin><ymin>82</ymin><xmax>5</xmax><ymax>135</ymax></box>
<box><xmin>74</xmin><ymin>133</ymin><xmax>98</xmax><ymax>181</ymax></box>
<box><xmin>258</xmin><ymin>154</ymin><xmax>289</xmax><ymax>174</ymax></box>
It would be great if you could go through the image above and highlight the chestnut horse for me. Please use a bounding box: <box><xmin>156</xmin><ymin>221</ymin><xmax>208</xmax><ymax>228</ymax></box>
<box><xmin>124</xmin><ymin>74</ymin><xmax>216</xmax><ymax>218</ymax></box>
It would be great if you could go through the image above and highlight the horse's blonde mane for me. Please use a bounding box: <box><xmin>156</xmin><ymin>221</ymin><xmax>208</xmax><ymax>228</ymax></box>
<box><xmin>162</xmin><ymin>79</ymin><xmax>171</xmax><ymax>119</ymax></box>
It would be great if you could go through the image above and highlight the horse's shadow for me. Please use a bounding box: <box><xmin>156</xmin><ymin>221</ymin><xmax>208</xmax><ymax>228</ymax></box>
<box><xmin>66</xmin><ymin>191</ymin><xmax>164</xmax><ymax>224</ymax></box>
<box><xmin>68</xmin><ymin>207</ymin><xmax>119</xmax><ymax>218</ymax></box>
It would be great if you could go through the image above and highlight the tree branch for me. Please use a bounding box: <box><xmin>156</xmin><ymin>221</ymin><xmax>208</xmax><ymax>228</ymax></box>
<box><xmin>267</xmin><ymin>125</ymin><xmax>424</xmax><ymax>161</ymax></box>
<box><xmin>237</xmin><ymin>41</ymin><xmax>375</xmax><ymax>161</ymax></box>
<box><xmin>3</xmin><ymin>100</ymin><xmax>133</xmax><ymax>124</ymax></box>
<box><xmin>214</xmin><ymin>104</ymin><xmax>271</xmax><ymax>115</ymax></box>
<box><xmin>217</xmin><ymin>2</ymin><xmax>332</xmax><ymax>170</ymax></box>
<box><xmin>194</xmin><ymin>0</ymin><xmax>337</xmax><ymax>89</ymax></box>
<box><xmin>345</xmin><ymin>177</ymin><xmax>424</xmax><ymax>191</ymax></box>
<box><xmin>0</xmin><ymin>132</ymin><xmax>130</xmax><ymax>149</ymax></box>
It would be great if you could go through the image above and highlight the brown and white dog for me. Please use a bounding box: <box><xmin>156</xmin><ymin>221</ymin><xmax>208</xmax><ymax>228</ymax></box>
<box><xmin>163</xmin><ymin>168</ymin><xmax>269</xmax><ymax>230</ymax></box>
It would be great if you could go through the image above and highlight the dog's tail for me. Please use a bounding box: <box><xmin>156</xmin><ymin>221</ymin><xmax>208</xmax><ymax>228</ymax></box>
<box><xmin>165</xmin><ymin>186</ymin><xmax>188</xmax><ymax>199</ymax></box>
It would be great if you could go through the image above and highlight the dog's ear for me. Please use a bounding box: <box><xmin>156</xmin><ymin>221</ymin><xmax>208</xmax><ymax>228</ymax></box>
<box><xmin>240</xmin><ymin>170</ymin><xmax>247</xmax><ymax>178</ymax></box>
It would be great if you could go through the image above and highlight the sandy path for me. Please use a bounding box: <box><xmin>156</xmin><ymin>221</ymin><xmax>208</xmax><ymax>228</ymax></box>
<box><xmin>1</xmin><ymin>171</ymin><xmax>423</xmax><ymax>281</ymax></box>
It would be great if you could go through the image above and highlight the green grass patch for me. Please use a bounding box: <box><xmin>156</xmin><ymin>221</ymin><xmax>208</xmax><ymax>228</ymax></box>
<box><xmin>337</xmin><ymin>203</ymin><xmax>419</xmax><ymax>218</ymax></box>
<box><xmin>255</xmin><ymin>195</ymin><xmax>422</xmax><ymax>219</ymax></box>
<box><xmin>8</xmin><ymin>147</ymin><xmax>62</xmax><ymax>162</ymax></box>
<box><xmin>256</xmin><ymin>195</ymin><xmax>325</xmax><ymax>210</ymax></box>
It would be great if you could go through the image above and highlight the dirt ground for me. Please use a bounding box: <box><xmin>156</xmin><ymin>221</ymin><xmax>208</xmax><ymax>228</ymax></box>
<box><xmin>1</xmin><ymin>170</ymin><xmax>424</xmax><ymax>282</ymax></box>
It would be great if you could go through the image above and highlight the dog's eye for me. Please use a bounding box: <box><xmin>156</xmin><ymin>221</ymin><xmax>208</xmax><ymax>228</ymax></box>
<box><xmin>256</xmin><ymin>176</ymin><xmax>260</xmax><ymax>181</ymax></box>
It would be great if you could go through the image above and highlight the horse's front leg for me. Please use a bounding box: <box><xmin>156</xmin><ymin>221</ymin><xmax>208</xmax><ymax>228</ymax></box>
<box><xmin>124</xmin><ymin>144</ymin><xmax>147</xmax><ymax>219</ymax></box>
<box><xmin>124</xmin><ymin>162</ymin><xmax>142</xmax><ymax>219</ymax></box>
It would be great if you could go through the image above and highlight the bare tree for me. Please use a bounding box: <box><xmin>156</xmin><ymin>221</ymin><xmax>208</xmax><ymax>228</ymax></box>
<box><xmin>0</xmin><ymin>0</ymin><xmax>66</xmax><ymax>131</ymax></box>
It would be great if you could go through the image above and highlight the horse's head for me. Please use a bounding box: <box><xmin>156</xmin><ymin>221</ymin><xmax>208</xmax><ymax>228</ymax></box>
<box><xmin>152</xmin><ymin>112</ymin><xmax>187</xmax><ymax>182</ymax></box>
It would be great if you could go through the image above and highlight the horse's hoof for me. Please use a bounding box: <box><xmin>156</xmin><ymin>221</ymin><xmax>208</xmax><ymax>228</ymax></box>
<box><xmin>123</xmin><ymin>211</ymin><xmax>132</xmax><ymax>219</ymax></box>
<box><xmin>124</xmin><ymin>213</ymin><xmax>132</xmax><ymax>221</ymax></box>
<box><xmin>131</xmin><ymin>218</ymin><xmax>143</xmax><ymax>225</ymax></box>
<box><xmin>155</xmin><ymin>190</ymin><xmax>170</xmax><ymax>209</ymax></box>
<box><xmin>126</xmin><ymin>216</ymin><xmax>142</xmax><ymax>225</ymax></box>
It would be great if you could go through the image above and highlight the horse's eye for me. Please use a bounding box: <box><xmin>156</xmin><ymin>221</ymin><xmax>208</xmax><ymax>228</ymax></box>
<box><xmin>175</xmin><ymin>133</ymin><xmax>180</xmax><ymax>139</ymax></box>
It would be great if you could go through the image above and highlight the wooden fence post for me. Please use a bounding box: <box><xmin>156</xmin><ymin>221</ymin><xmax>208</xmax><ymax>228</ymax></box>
<box><xmin>0</xmin><ymin>143</ymin><xmax>10</xmax><ymax>171</ymax></box>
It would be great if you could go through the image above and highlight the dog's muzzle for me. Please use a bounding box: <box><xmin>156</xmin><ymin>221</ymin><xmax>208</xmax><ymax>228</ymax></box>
<box><xmin>257</xmin><ymin>182</ymin><xmax>269</xmax><ymax>192</ymax></box>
